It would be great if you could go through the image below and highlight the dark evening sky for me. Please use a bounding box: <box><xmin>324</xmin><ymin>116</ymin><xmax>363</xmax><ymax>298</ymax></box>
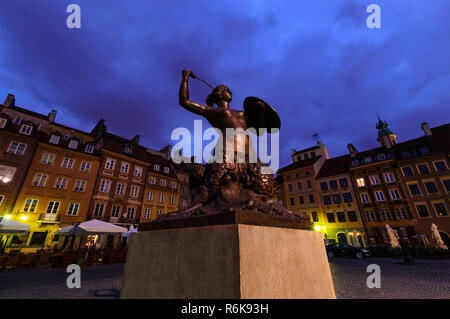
<box><xmin>1</xmin><ymin>0</ymin><xmax>449</xmax><ymax>168</ymax></box>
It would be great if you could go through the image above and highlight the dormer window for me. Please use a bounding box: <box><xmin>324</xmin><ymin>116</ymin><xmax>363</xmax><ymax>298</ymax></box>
<box><xmin>68</xmin><ymin>140</ymin><xmax>78</xmax><ymax>149</ymax></box>
<box><xmin>62</xmin><ymin>134</ymin><xmax>69</xmax><ymax>140</ymax></box>
<box><xmin>14</xmin><ymin>117</ymin><xmax>22</xmax><ymax>125</ymax></box>
<box><xmin>363</xmin><ymin>157</ymin><xmax>372</xmax><ymax>164</ymax></box>
<box><xmin>50</xmin><ymin>135</ymin><xmax>60</xmax><ymax>144</ymax></box>
<box><xmin>20</xmin><ymin>124</ymin><xmax>33</xmax><ymax>135</ymax></box>
<box><xmin>164</xmin><ymin>167</ymin><xmax>169</xmax><ymax>173</ymax></box>
<box><xmin>85</xmin><ymin>145</ymin><xmax>94</xmax><ymax>153</ymax></box>
<box><xmin>0</xmin><ymin>118</ymin><xmax>7</xmax><ymax>128</ymax></box>
<box><xmin>124</xmin><ymin>146</ymin><xmax>133</xmax><ymax>154</ymax></box>
<box><xmin>376</xmin><ymin>153</ymin><xmax>386</xmax><ymax>161</ymax></box>
<box><xmin>154</xmin><ymin>164</ymin><xmax>160</xmax><ymax>171</ymax></box>
<box><xmin>351</xmin><ymin>160</ymin><xmax>359</xmax><ymax>167</ymax></box>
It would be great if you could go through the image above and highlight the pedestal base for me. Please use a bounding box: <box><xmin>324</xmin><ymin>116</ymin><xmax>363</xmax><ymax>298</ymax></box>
<box><xmin>121</xmin><ymin>213</ymin><xmax>335</xmax><ymax>299</ymax></box>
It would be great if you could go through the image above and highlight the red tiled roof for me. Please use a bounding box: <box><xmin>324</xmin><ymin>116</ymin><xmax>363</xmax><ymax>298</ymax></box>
<box><xmin>315</xmin><ymin>155</ymin><xmax>351</xmax><ymax>179</ymax></box>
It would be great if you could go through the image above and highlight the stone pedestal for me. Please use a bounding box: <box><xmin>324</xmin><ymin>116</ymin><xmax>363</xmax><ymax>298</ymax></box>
<box><xmin>121</xmin><ymin>211</ymin><xmax>336</xmax><ymax>299</ymax></box>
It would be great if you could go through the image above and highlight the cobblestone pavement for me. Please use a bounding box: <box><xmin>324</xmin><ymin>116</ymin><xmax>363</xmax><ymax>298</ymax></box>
<box><xmin>0</xmin><ymin>258</ymin><xmax>449</xmax><ymax>299</ymax></box>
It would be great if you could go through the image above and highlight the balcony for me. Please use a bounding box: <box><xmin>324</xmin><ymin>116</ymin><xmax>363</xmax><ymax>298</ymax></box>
<box><xmin>37</xmin><ymin>213</ymin><xmax>61</xmax><ymax>223</ymax></box>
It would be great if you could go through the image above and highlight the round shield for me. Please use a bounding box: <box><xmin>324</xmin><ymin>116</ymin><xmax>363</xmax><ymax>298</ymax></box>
<box><xmin>243</xmin><ymin>96</ymin><xmax>281</xmax><ymax>135</ymax></box>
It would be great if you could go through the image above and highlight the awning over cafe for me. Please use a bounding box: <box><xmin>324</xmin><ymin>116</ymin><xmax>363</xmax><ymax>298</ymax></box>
<box><xmin>55</xmin><ymin>219</ymin><xmax>128</xmax><ymax>235</ymax></box>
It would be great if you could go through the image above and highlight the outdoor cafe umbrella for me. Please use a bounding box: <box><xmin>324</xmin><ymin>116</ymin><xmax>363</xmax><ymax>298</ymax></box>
<box><xmin>55</xmin><ymin>219</ymin><xmax>128</xmax><ymax>235</ymax></box>
<box><xmin>0</xmin><ymin>218</ymin><xmax>30</xmax><ymax>250</ymax></box>
<box><xmin>0</xmin><ymin>218</ymin><xmax>30</xmax><ymax>234</ymax></box>
<box><xmin>56</xmin><ymin>219</ymin><xmax>128</xmax><ymax>250</ymax></box>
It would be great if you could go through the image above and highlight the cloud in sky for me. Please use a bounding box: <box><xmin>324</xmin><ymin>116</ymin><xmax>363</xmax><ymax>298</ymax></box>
<box><xmin>0</xmin><ymin>0</ymin><xmax>449</xmax><ymax>167</ymax></box>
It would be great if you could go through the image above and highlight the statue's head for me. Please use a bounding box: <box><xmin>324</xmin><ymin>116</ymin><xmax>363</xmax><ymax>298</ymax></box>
<box><xmin>206</xmin><ymin>84</ymin><xmax>232</xmax><ymax>106</ymax></box>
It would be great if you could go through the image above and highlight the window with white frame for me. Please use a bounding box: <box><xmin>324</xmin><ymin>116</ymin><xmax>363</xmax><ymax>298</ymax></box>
<box><xmin>116</xmin><ymin>183</ymin><xmax>126</xmax><ymax>195</ymax></box>
<box><xmin>361</xmin><ymin>193</ymin><xmax>370</xmax><ymax>203</ymax></box>
<box><xmin>384</xmin><ymin>173</ymin><xmax>395</xmax><ymax>183</ymax></box>
<box><xmin>154</xmin><ymin>164</ymin><xmax>160</xmax><ymax>171</ymax></box>
<box><xmin>14</xmin><ymin>117</ymin><xmax>22</xmax><ymax>125</ymax></box>
<box><xmin>169</xmin><ymin>195</ymin><xmax>175</xmax><ymax>204</ymax></box>
<box><xmin>160</xmin><ymin>179</ymin><xmax>166</xmax><ymax>187</ymax></box>
<box><xmin>156</xmin><ymin>209</ymin><xmax>163</xmax><ymax>216</ymax></box>
<box><xmin>395</xmin><ymin>208</ymin><xmax>408</xmax><ymax>220</ymax></box>
<box><xmin>124</xmin><ymin>146</ymin><xmax>133</xmax><ymax>154</ymax></box>
<box><xmin>80</xmin><ymin>161</ymin><xmax>91</xmax><ymax>172</ymax></box>
<box><xmin>74</xmin><ymin>180</ymin><xmax>86</xmax><ymax>192</ymax></box>
<box><xmin>7</xmin><ymin>142</ymin><xmax>26</xmax><ymax>155</ymax></box>
<box><xmin>170</xmin><ymin>182</ymin><xmax>177</xmax><ymax>189</ymax></box>
<box><xmin>105</xmin><ymin>158</ymin><xmax>115</xmax><ymax>170</ymax></box>
<box><xmin>121</xmin><ymin>162</ymin><xmax>129</xmax><ymax>174</ymax></box>
<box><xmin>61</xmin><ymin>158</ymin><xmax>74</xmax><ymax>169</ymax></box>
<box><xmin>356</xmin><ymin>178</ymin><xmax>365</xmax><ymax>187</ymax></box>
<box><xmin>55</xmin><ymin>177</ymin><xmax>68</xmax><ymax>189</ymax></box>
<box><xmin>375</xmin><ymin>191</ymin><xmax>385</xmax><ymax>202</ymax></box>
<box><xmin>125</xmin><ymin>207</ymin><xmax>135</xmax><ymax>219</ymax></box>
<box><xmin>111</xmin><ymin>205</ymin><xmax>121</xmax><ymax>218</ymax></box>
<box><xmin>164</xmin><ymin>167</ymin><xmax>169</xmax><ymax>173</ymax></box>
<box><xmin>32</xmin><ymin>173</ymin><xmax>47</xmax><ymax>187</ymax></box>
<box><xmin>68</xmin><ymin>140</ymin><xmax>78</xmax><ymax>149</ymax></box>
<box><xmin>376</xmin><ymin>153</ymin><xmax>386</xmax><ymax>161</ymax></box>
<box><xmin>158</xmin><ymin>193</ymin><xmax>164</xmax><ymax>202</ymax></box>
<box><xmin>23</xmin><ymin>199</ymin><xmax>38</xmax><ymax>212</ymax></box>
<box><xmin>365</xmin><ymin>211</ymin><xmax>376</xmax><ymax>222</ymax></box>
<box><xmin>130</xmin><ymin>185</ymin><xmax>139</xmax><ymax>198</ymax></box>
<box><xmin>49</xmin><ymin>135</ymin><xmax>60</xmax><ymax>144</ymax></box>
<box><xmin>415</xmin><ymin>204</ymin><xmax>430</xmax><ymax>218</ymax></box>
<box><xmin>147</xmin><ymin>192</ymin><xmax>153</xmax><ymax>200</ymax></box>
<box><xmin>46</xmin><ymin>201</ymin><xmax>60</xmax><ymax>215</ymax></box>
<box><xmin>94</xmin><ymin>203</ymin><xmax>104</xmax><ymax>216</ymax></box>
<box><xmin>134</xmin><ymin>166</ymin><xmax>142</xmax><ymax>177</ymax></box>
<box><xmin>149</xmin><ymin>177</ymin><xmax>156</xmax><ymax>184</ymax></box>
<box><xmin>380</xmin><ymin>210</ymin><xmax>391</xmax><ymax>221</ymax></box>
<box><xmin>67</xmin><ymin>203</ymin><xmax>80</xmax><ymax>216</ymax></box>
<box><xmin>389</xmin><ymin>189</ymin><xmax>401</xmax><ymax>200</ymax></box>
<box><xmin>0</xmin><ymin>195</ymin><xmax>4</xmax><ymax>206</ymax></box>
<box><xmin>85</xmin><ymin>145</ymin><xmax>94</xmax><ymax>153</ymax></box>
<box><xmin>433</xmin><ymin>161</ymin><xmax>447</xmax><ymax>172</ymax></box>
<box><xmin>20</xmin><ymin>124</ymin><xmax>33</xmax><ymax>135</ymax></box>
<box><xmin>99</xmin><ymin>179</ymin><xmax>111</xmax><ymax>193</ymax></box>
<box><xmin>369</xmin><ymin>175</ymin><xmax>380</xmax><ymax>185</ymax></box>
<box><xmin>143</xmin><ymin>208</ymin><xmax>151</xmax><ymax>219</ymax></box>
<box><xmin>0</xmin><ymin>118</ymin><xmax>7</xmax><ymax>128</ymax></box>
<box><xmin>41</xmin><ymin>153</ymin><xmax>55</xmax><ymax>165</ymax></box>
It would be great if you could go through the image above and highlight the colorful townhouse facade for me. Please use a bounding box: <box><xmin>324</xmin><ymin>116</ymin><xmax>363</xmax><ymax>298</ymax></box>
<box><xmin>0</xmin><ymin>94</ymin><xmax>183</xmax><ymax>252</ymax></box>
<box><xmin>315</xmin><ymin>155</ymin><xmax>367</xmax><ymax>247</ymax></box>
<box><xmin>278</xmin><ymin>142</ymin><xmax>328</xmax><ymax>231</ymax></box>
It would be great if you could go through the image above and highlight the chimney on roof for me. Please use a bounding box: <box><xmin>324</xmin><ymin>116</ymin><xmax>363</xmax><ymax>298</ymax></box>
<box><xmin>3</xmin><ymin>94</ymin><xmax>15</xmax><ymax>107</ymax></box>
<box><xmin>48</xmin><ymin>110</ymin><xmax>57</xmax><ymax>122</ymax></box>
<box><xmin>421</xmin><ymin>122</ymin><xmax>432</xmax><ymax>137</ymax></box>
<box><xmin>131</xmin><ymin>135</ymin><xmax>140</xmax><ymax>144</ymax></box>
<box><xmin>317</xmin><ymin>140</ymin><xmax>329</xmax><ymax>159</ymax></box>
<box><xmin>347</xmin><ymin>143</ymin><xmax>358</xmax><ymax>158</ymax></box>
<box><xmin>90</xmin><ymin>119</ymin><xmax>107</xmax><ymax>140</ymax></box>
